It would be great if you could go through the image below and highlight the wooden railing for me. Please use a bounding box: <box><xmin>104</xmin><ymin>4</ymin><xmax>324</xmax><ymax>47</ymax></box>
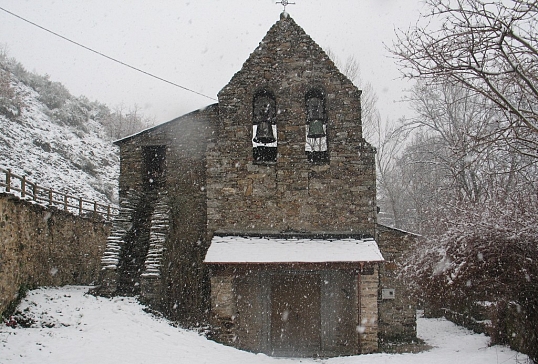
<box><xmin>0</xmin><ymin>167</ymin><xmax>117</xmax><ymax>221</ymax></box>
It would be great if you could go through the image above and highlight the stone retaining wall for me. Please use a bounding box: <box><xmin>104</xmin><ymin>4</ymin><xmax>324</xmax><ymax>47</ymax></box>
<box><xmin>0</xmin><ymin>193</ymin><xmax>109</xmax><ymax>316</ymax></box>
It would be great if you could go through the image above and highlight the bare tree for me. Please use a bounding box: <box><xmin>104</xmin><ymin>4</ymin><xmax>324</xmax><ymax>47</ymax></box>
<box><xmin>100</xmin><ymin>103</ymin><xmax>153</xmax><ymax>140</ymax></box>
<box><xmin>325</xmin><ymin>49</ymin><xmax>381</xmax><ymax>141</ymax></box>
<box><xmin>407</xmin><ymin>81</ymin><xmax>502</xmax><ymax>202</ymax></box>
<box><xmin>391</xmin><ymin>0</ymin><xmax>538</xmax><ymax>157</ymax></box>
<box><xmin>373</xmin><ymin>118</ymin><xmax>411</xmax><ymax>228</ymax></box>
<box><xmin>392</xmin><ymin>80</ymin><xmax>538</xmax><ymax>360</ymax></box>
<box><xmin>390</xmin><ymin>80</ymin><xmax>537</xmax><ymax>232</ymax></box>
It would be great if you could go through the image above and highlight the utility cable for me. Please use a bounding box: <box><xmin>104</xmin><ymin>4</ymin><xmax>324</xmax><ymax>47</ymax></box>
<box><xmin>0</xmin><ymin>6</ymin><xmax>217</xmax><ymax>101</ymax></box>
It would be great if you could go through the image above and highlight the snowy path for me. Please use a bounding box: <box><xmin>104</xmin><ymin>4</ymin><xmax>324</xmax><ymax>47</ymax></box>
<box><xmin>0</xmin><ymin>286</ymin><xmax>527</xmax><ymax>364</ymax></box>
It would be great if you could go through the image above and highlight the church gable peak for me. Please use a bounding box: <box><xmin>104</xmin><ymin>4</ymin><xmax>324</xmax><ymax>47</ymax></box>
<box><xmin>219</xmin><ymin>14</ymin><xmax>355</xmax><ymax>98</ymax></box>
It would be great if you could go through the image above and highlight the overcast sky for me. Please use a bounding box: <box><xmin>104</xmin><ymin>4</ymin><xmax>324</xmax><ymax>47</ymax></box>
<box><xmin>0</xmin><ymin>0</ymin><xmax>426</xmax><ymax>125</ymax></box>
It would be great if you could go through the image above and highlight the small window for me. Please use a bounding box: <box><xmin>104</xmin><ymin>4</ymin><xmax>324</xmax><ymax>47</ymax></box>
<box><xmin>252</xmin><ymin>90</ymin><xmax>277</xmax><ymax>163</ymax></box>
<box><xmin>305</xmin><ymin>89</ymin><xmax>328</xmax><ymax>163</ymax></box>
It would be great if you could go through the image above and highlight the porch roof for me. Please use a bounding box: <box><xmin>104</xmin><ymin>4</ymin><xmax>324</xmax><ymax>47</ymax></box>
<box><xmin>204</xmin><ymin>235</ymin><xmax>384</xmax><ymax>264</ymax></box>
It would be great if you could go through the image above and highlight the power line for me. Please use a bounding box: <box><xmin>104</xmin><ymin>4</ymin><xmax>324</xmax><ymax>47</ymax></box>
<box><xmin>0</xmin><ymin>6</ymin><xmax>217</xmax><ymax>102</ymax></box>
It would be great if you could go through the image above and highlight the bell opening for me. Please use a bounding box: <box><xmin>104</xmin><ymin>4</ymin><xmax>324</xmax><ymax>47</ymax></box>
<box><xmin>254</xmin><ymin>122</ymin><xmax>276</xmax><ymax>144</ymax></box>
<box><xmin>307</xmin><ymin>120</ymin><xmax>326</xmax><ymax>139</ymax></box>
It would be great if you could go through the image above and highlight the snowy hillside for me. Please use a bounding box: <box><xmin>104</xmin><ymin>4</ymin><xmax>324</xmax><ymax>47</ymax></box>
<box><xmin>0</xmin><ymin>56</ymin><xmax>120</xmax><ymax>205</ymax></box>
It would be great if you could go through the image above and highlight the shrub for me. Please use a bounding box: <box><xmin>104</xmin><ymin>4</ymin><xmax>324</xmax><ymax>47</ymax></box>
<box><xmin>402</xmin><ymin>191</ymin><xmax>538</xmax><ymax>362</ymax></box>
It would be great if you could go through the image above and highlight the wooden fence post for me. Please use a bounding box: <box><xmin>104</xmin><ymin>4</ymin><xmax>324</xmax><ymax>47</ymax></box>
<box><xmin>5</xmin><ymin>169</ymin><xmax>11</xmax><ymax>193</ymax></box>
<box><xmin>79</xmin><ymin>197</ymin><xmax>83</xmax><ymax>215</ymax></box>
<box><xmin>64</xmin><ymin>195</ymin><xmax>68</xmax><ymax>211</ymax></box>
<box><xmin>48</xmin><ymin>189</ymin><xmax>53</xmax><ymax>205</ymax></box>
<box><xmin>107</xmin><ymin>205</ymin><xmax>111</xmax><ymax>220</ymax></box>
<box><xmin>32</xmin><ymin>184</ymin><xmax>37</xmax><ymax>201</ymax></box>
<box><xmin>21</xmin><ymin>175</ymin><xmax>26</xmax><ymax>198</ymax></box>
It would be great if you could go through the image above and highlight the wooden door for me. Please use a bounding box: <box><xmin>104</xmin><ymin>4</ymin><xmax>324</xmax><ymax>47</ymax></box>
<box><xmin>270</xmin><ymin>274</ymin><xmax>321</xmax><ymax>357</ymax></box>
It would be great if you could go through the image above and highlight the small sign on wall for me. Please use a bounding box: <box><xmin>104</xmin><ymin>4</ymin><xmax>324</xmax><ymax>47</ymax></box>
<box><xmin>382</xmin><ymin>288</ymin><xmax>395</xmax><ymax>300</ymax></box>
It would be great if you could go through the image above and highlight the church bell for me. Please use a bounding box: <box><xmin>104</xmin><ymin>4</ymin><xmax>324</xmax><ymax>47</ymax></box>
<box><xmin>307</xmin><ymin>119</ymin><xmax>326</xmax><ymax>139</ymax></box>
<box><xmin>253</xmin><ymin>121</ymin><xmax>276</xmax><ymax>144</ymax></box>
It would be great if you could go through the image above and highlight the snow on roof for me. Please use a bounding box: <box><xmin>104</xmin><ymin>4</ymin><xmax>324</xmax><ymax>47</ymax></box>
<box><xmin>204</xmin><ymin>235</ymin><xmax>384</xmax><ymax>264</ymax></box>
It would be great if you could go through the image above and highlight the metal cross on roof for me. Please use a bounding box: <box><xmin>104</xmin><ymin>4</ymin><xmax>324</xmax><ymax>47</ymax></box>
<box><xmin>276</xmin><ymin>0</ymin><xmax>295</xmax><ymax>11</ymax></box>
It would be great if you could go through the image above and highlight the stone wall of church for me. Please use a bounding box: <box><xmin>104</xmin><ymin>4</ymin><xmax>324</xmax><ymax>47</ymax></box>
<box><xmin>0</xmin><ymin>193</ymin><xmax>109</xmax><ymax>316</ymax></box>
<box><xmin>359</xmin><ymin>265</ymin><xmax>380</xmax><ymax>353</ymax></box>
<box><xmin>377</xmin><ymin>225</ymin><xmax>417</xmax><ymax>344</ymax></box>
<box><xmin>105</xmin><ymin>107</ymin><xmax>217</xmax><ymax>325</ymax></box>
<box><xmin>116</xmin><ymin>107</ymin><xmax>217</xmax><ymax>200</ymax></box>
<box><xmin>207</xmin><ymin>15</ymin><xmax>376</xmax><ymax>237</ymax></box>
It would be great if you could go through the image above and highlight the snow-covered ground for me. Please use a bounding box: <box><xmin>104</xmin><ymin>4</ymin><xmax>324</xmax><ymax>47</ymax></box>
<box><xmin>0</xmin><ymin>286</ymin><xmax>528</xmax><ymax>364</ymax></box>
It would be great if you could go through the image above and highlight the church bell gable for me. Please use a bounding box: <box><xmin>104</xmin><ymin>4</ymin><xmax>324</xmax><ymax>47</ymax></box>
<box><xmin>207</xmin><ymin>13</ymin><xmax>376</xmax><ymax>236</ymax></box>
<box><xmin>218</xmin><ymin>13</ymin><xmax>364</xmax><ymax>144</ymax></box>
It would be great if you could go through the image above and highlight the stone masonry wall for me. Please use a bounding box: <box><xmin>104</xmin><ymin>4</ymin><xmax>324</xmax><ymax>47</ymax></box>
<box><xmin>108</xmin><ymin>107</ymin><xmax>218</xmax><ymax>325</ymax></box>
<box><xmin>0</xmin><ymin>193</ymin><xmax>109</xmax><ymax>316</ymax></box>
<box><xmin>377</xmin><ymin>224</ymin><xmax>417</xmax><ymax>344</ymax></box>
<box><xmin>360</xmin><ymin>265</ymin><xmax>379</xmax><ymax>353</ymax></box>
<box><xmin>209</xmin><ymin>275</ymin><xmax>236</xmax><ymax>345</ymax></box>
<box><xmin>207</xmin><ymin>14</ymin><xmax>377</xmax><ymax>236</ymax></box>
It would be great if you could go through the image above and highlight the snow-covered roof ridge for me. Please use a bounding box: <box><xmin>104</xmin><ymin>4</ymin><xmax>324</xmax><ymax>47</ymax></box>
<box><xmin>204</xmin><ymin>235</ymin><xmax>384</xmax><ymax>264</ymax></box>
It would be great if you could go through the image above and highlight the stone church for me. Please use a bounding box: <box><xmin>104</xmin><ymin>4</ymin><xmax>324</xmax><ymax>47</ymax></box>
<box><xmin>95</xmin><ymin>12</ymin><xmax>416</xmax><ymax>357</ymax></box>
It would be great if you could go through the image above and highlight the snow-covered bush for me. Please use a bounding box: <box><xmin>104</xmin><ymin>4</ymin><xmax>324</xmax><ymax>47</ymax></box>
<box><xmin>0</xmin><ymin>68</ymin><xmax>24</xmax><ymax>118</ymax></box>
<box><xmin>50</xmin><ymin>98</ymin><xmax>91</xmax><ymax>130</ymax></box>
<box><xmin>402</xmin><ymin>188</ymin><xmax>538</xmax><ymax>362</ymax></box>
<box><xmin>36</xmin><ymin>78</ymin><xmax>71</xmax><ymax>110</ymax></box>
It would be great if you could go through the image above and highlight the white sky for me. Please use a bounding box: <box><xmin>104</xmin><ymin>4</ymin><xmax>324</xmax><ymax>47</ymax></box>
<box><xmin>0</xmin><ymin>0</ymin><xmax>426</xmax><ymax>125</ymax></box>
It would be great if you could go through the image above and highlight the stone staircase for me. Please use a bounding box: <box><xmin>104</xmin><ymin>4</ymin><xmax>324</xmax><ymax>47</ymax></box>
<box><xmin>95</xmin><ymin>191</ymin><xmax>140</xmax><ymax>296</ymax></box>
<box><xmin>100</xmin><ymin>195</ymin><xmax>138</xmax><ymax>271</ymax></box>
<box><xmin>95</xmin><ymin>190</ymin><xmax>169</xmax><ymax>301</ymax></box>
<box><xmin>141</xmin><ymin>193</ymin><xmax>170</xmax><ymax>278</ymax></box>
<box><xmin>139</xmin><ymin>192</ymin><xmax>170</xmax><ymax>308</ymax></box>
